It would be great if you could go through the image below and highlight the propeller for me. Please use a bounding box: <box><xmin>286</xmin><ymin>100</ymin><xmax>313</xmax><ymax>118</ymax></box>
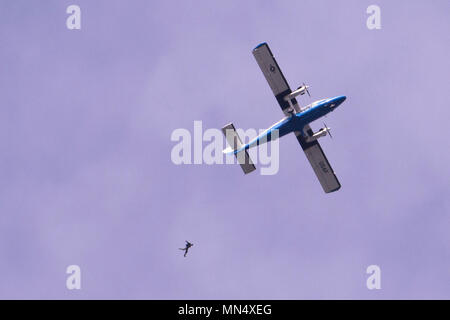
<box><xmin>323</xmin><ymin>122</ymin><xmax>333</xmax><ymax>139</ymax></box>
<box><xmin>303</xmin><ymin>82</ymin><xmax>311</xmax><ymax>97</ymax></box>
<box><xmin>297</xmin><ymin>83</ymin><xmax>311</xmax><ymax>97</ymax></box>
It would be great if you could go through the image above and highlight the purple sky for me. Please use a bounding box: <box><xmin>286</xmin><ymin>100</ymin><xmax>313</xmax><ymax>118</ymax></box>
<box><xmin>0</xmin><ymin>0</ymin><xmax>449</xmax><ymax>299</ymax></box>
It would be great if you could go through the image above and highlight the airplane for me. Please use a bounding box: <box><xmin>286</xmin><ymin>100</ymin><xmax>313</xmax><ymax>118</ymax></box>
<box><xmin>222</xmin><ymin>42</ymin><xmax>346</xmax><ymax>193</ymax></box>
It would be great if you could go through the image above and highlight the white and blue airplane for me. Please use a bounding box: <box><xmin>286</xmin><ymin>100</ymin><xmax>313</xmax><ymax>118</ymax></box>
<box><xmin>222</xmin><ymin>42</ymin><xmax>346</xmax><ymax>193</ymax></box>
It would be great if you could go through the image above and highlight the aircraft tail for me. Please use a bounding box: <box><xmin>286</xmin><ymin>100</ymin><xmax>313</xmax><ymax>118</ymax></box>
<box><xmin>221</xmin><ymin>123</ymin><xmax>256</xmax><ymax>174</ymax></box>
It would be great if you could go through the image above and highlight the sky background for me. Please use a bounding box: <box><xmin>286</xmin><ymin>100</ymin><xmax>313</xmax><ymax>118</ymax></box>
<box><xmin>0</xmin><ymin>0</ymin><xmax>449</xmax><ymax>299</ymax></box>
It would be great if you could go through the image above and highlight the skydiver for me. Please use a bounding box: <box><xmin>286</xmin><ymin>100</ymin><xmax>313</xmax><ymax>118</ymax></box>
<box><xmin>179</xmin><ymin>241</ymin><xmax>193</xmax><ymax>257</ymax></box>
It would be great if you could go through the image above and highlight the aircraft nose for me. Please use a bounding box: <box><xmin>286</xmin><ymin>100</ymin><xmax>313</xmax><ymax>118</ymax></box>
<box><xmin>336</xmin><ymin>95</ymin><xmax>346</xmax><ymax>105</ymax></box>
<box><xmin>330</xmin><ymin>95</ymin><xmax>346</xmax><ymax>109</ymax></box>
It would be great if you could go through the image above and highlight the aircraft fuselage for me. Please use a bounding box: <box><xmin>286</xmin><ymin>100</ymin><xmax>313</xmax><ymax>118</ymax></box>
<box><xmin>231</xmin><ymin>95</ymin><xmax>346</xmax><ymax>154</ymax></box>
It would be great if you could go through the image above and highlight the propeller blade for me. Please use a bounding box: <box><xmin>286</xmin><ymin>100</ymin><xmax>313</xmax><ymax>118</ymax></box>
<box><xmin>323</xmin><ymin>122</ymin><xmax>332</xmax><ymax>139</ymax></box>
<box><xmin>303</xmin><ymin>82</ymin><xmax>311</xmax><ymax>97</ymax></box>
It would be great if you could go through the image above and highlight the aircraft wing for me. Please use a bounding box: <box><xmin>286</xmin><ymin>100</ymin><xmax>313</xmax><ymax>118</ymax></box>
<box><xmin>253</xmin><ymin>42</ymin><xmax>340</xmax><ymax>193</ymax></box>
<box><xmin>294</xmin><ymin>127</ymin><xmax>341</xmax><ymax>193</ymax></box>
<box><xmin>252</xmin><ymin>42</ymin><xmax>300</xmax><ymax>116</ymax></box>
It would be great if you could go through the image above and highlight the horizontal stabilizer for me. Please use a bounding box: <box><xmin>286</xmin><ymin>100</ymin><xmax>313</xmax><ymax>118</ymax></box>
<box><xmin>235</xmin><ymin>149</ymin><xmax>256</xmax><ymax>174</ymax></box>
<box><xmin>222</xmin><ymin>123</ymin><xmax>256</xmax><ymax>174</ymax></box>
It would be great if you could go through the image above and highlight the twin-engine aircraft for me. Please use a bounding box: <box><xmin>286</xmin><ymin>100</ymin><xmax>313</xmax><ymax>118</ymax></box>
<box><xmin>222</xmin><ymin>42</ymin><xmax>346</xmax><ymax>193</ymax></box>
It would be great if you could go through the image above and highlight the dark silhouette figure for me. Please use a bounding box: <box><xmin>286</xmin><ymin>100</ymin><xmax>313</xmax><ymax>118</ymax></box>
<box><xmin>179</xmin><ymin>241</ymin><xmax>194</xmax><ymax>257</ymax></box>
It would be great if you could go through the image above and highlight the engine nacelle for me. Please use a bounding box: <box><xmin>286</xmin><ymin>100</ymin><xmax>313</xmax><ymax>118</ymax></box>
<box><xmin>283</xmin><ymin>85</ymin><xmax>309</xmax><ymax>101</ymax></box>
<box><xmin>305</xmin><ymin>127</ymin><xmax>329</xmax><ymax>142</ymax></box>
